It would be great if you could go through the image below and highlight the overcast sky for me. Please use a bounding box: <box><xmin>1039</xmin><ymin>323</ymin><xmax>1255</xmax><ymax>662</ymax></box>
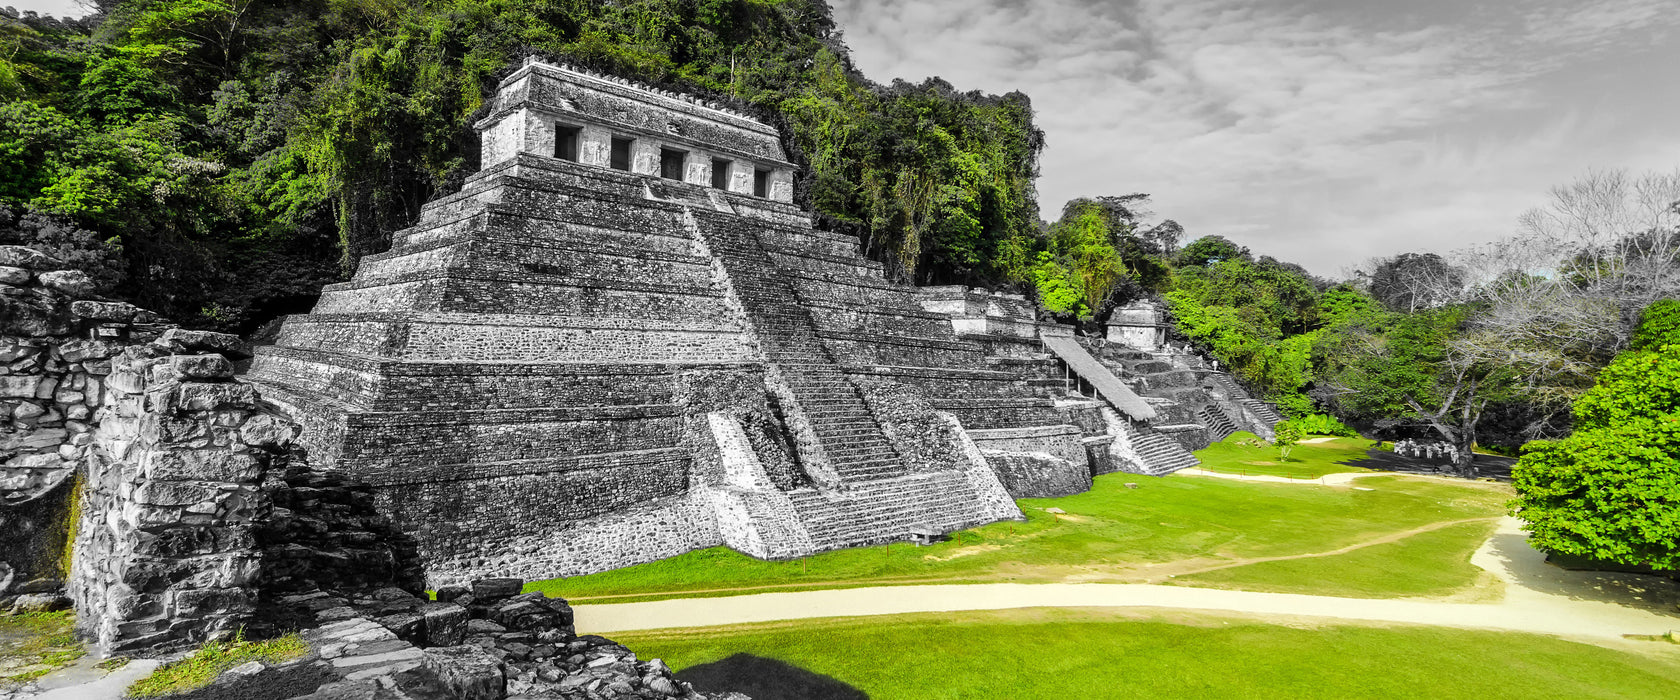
<box><xmin>11</xmin><ymin>1</ymin><xmax>1677</xmax><ymax>277</ymax></box>
<box><xmin>832</xmin><ymin>0</ymin><xmax>1680</xmax><ymax>276</ymax></box>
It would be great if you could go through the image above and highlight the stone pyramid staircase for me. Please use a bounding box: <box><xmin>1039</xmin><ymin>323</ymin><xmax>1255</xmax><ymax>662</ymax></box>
<box><xmin>1240</xmin><ymin>398</ymin><xmax>1285</xmax><ymax>425</ymax></box>
<box><xmin>785</xmin><ymin>471</ymin><xmax>1001</xmax><ymax>550</ymax></box>
<box><xmin>1198</xmin><ymin>404</ymin><xmax>1240</xmax><ymax>442</ymax></box>
<box><xmin>688</xmin><ymin>209</ymin><xmax>907</xmax><ymax>484</ymax></box>
<box><xmin>1125</xmin><ymin>422</ymin><xmax>1200</xmax><ymax>475</ymax></box>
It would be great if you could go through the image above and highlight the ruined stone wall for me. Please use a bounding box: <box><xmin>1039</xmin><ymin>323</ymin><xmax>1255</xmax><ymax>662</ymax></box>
<box><xmin>0</xmin><ymin>246</ymin><xmax>168</xmax><ymax>603</ymax></box>
<box><xmin>70</xmin><ymin>333</ymin><xmax>295</xmax><ymax>654</ymax></box>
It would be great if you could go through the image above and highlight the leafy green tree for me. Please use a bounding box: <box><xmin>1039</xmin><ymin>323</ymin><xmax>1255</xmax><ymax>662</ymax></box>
<box><xmin>1314</xmin><ymin>306</ymin><xmax>1516</xmax><ymax>475</ymax></box>
<box><xmin>1175</xmin><ymin>235</ymin><xmax>1250</xmax><ymax>268</ymax></box>
<box><xmin>1512</xmin><ymin>300</ymin><xmax>1680</xmax><ymax>569</ymax></box>
<box><xmin>1272</xmin><ymin>419</ymin><xmax>1303</xmax><ymax>460</ymax></box>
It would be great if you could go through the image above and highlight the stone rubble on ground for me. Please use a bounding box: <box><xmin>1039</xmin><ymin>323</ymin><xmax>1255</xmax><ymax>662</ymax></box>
<box><xmin>185</xmin><ymin>577</ymin><xmax>747</xmax><ymax>700</ymax></box>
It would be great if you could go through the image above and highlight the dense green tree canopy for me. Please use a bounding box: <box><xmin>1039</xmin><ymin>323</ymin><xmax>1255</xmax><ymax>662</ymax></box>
<box><xmin>1512</xmin><ymin>300</ymin><xmax>1680</xmax><ymax>569</ymax></box>
<box><xmin>0</xmin><ymin>1</ymin><xmax>1044</xmax><ymax>329</ymax></box>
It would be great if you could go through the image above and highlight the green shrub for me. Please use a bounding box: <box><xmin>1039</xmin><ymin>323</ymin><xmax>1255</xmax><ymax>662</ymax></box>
<box><xmin>1294</xmin><ymin>414</ymin><xmax>1359</xmax><ymax>437</ymax></box>
<box><xmin>1631</xmin><ymin>298</ymin><xmax>1680</xmax><ymax>351</ymax></box>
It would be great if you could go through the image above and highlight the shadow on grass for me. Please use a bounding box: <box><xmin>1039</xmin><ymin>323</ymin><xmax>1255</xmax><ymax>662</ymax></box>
<box><xmin>1343</xmin><ymin>449</ymin><xmax>1517</xmax><ymax>481</ymax></box>
<box><xmin>676</xmin><ymin>653</ymin><xmax>868</xmax><ymax>700</ymax></box>
<box><xmin>1480</xmin><ymin>531</ymin><xmax>1680</xmax><ymax>617</ymax></box>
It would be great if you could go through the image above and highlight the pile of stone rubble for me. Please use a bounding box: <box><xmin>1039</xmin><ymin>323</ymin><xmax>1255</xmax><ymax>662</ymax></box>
<box><xmin>187</xmin><ymin>578</ymin><xmax>747</xmax><ymax>700</ymax></box>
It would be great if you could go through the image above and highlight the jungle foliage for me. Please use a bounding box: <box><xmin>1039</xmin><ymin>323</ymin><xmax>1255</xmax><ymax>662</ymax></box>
<box><xmin>0</xmin><ymin>0</ymin><xmax>1043</xmax><ymax>330</ymax></box>
<box><xmin>1511</xmin><ymin>299</ymin><xmax>1680</xmax><ymax>569</ymax></box>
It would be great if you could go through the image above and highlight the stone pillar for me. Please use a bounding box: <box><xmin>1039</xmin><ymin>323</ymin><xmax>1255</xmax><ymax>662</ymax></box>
<box><xmin>630</xmin><ymin>138</ymin><xmax>661</xmax><ymax>176</ymax></box>
<box><xmin>769</xmin><ymin>169</ymin><xmax>795</xmax><ymax>203</ymax></box>
<box><xmin>70</xmin><ymin>331</ymin><xmax>296</xmax><ymax>655</ymax></box>
<box><xmin>477</xmin><ymin>108</ymin><xmax>531</xmax><ymax>170</ymax></box>
<box><xmin>578</xmin><ymin>125</ymin><xmax>612</xmax><ymax>168</ymax></box>
<box><xmin>521</xmin><ymin>110</ymin><xmax>554</xmax><ymax>161</ymax></box>
<box><xmin>686</xmin><ymin>151</ymin><xmax>712</xmax><ymax>186</ymax></box>
<box><xmin>725</xmin><ymin>160</ymin><xmax>753</xmax><ymax>195</ymax></box>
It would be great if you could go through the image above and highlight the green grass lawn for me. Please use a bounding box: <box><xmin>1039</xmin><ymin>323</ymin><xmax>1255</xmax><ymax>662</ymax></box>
<box><xmin>1193</xmin><ymin>431</ymin><xmax>1377</xmax><ymax>478</ymax></box>
<box><xmin>0</xmin><ymin>611</ymin><xmax>84</xmax><ymax>688</ymax></box>
<box><xmin>533</xmin><ymin>464</ymin><xmax>1509</xmax><ymax>602</ymax></box>
<box><xmin>616</xmin><ymin>608</ymin><xmax>1680</xmax><ymax>699</ymax></box>
<box><xmin>1173</xmin><ymin>520</ymin><xmax>1503</xmax><ymax>599</ymax></box>
<box><xmin>127</xmin><ymin>633</ymin><xmax>308</xmax><ymax>698</ymax></box>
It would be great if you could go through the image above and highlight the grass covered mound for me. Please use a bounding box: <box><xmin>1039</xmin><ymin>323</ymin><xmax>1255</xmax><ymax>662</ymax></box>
<box><xmin>127</xmin><ymin>633</ymin><xmax>308</xmax><ymax>699</ymax></box>
<box><xmin>1193</xmin><ymin>431</ymin><xmax>1377</xmax><ymax>478</ymax></box>
<box><xmin>616</xmin><ymin>609</ymin><xmax>1680</xmax><ymax>699</ymax></box>
<box><xmin>0</xmin><ymin>611</ymin><xmax>84</xmax><ymax>687</ymax></box>
<box><xmin>533</xmin><ymin>463</ymin><xmax>1508</xmax><ymax>602</ymax></box>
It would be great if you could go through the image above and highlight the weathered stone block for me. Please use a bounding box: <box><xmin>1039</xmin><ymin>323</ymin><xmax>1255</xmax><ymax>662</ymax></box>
<box><xmin>419</xmin><ymin>603</ymin><xmax>468</xmax><ymax>647</ymax></box>
<box><xmin>168</xmin><ymin>354</ymin><xmax>235</xmax><ymax>380</ymax></box>
<box><xmin>58</xmin><ymin>339</ymin><xmax>124</xmax><ymax>362</ymax></box>
<box><xmin>141</xmin><ymin>450</ymin><xmax>265</xmax><ymax>482</ymax></box>
<box><xmin>37</xmin><ymin>270</ymin><xmax>95</xmax><ymax>297</ymax></box>
<box><xmin>160</xmin><ymin>329</ymin><xmax>249</xmax><ymax>360</ymax></box>
<box><xmin>240</xmin><ymin>413</ymin><xmax>295</xmax><ymax>449</ymax></box>
<box><xmin>172</xmin><ymin>381</ymin><xmax>258</xmax><ymax>411</ymax></box>
<box><xmin>131</xmin><ymin>480</ymin><xmax>225</xmax><ymax>507</ymax></box>
<box><xmin>168</xmin><ymin>586</ymin><xmax>251</xmax><ymax>618</ymax></box>
<box><xmin>415</xmin><ymin>645</ymin><xmax>505</xmax><ymax>700</ymax></box>
<box><xmin>0</xmin><ymin>246</ymin><xmax>60</xmax><ymax>271</ymax></box>
<box><xmin>70</xmin><ymin>300</ymin><xmax>141</xmax><ymax>322</ymax></box>
<box><xmin>0</xmin><ymin>375</ymin><xmax>41</xmax><ymax>398</ymax></box>
<box><xmin>471</xmin><ymin>578</ymin><xmax>523</xmax><ymax>601</ymax></box>
<box><xmin>0</xmin><ymin>266</ymin><xmax>29</xmax><ymax>285</ymax></box>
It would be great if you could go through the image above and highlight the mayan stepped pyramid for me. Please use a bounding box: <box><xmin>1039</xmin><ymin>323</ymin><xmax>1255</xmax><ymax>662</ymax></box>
<box><xmin>250</xmin><ymin>58</ymin><xmax>1273</xmax><ymax>585</ymax></box>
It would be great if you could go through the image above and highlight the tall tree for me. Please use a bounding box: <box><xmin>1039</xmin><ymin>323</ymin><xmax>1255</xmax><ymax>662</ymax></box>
<box><xmin>1511</xmin><ymin>299</ymin><xmax>1680</xmax><ymax>569</ymax></box>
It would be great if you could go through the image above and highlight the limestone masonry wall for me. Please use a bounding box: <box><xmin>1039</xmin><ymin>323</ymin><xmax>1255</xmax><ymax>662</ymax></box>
<box><xmin>0</xmin><ymin>245</ymin><xmax>165</xmax><ymax>608</ymax></box>
<box><xmin>70</xmin><ymin>331</ymin><xmax>294</xmax><ymax>654</ymax></box>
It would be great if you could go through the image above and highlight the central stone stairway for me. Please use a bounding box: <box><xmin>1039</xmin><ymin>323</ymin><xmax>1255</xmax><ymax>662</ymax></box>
<box><xmin>689</xmin><ymin>209</ymin><xmax>907</xmax><ymax>485</ymax></box>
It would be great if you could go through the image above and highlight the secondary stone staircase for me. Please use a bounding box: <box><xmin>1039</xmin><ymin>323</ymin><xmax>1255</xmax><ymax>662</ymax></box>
<box><xmin>784</xmin><ymin>471</ymin><xmax>996</xmax><ymax>550</ymax></box>
<box><xmin>1198</xmin><ymin>405</ymin><xmax>1240</xmax><ymax>441</ymax></box>
<box><xmin>689</xmin><ymin>209</ymin><xmax>907</xmax><ymax>484</ymax></box>
<box><xmin>1125</xmin><ymin>422</ymin><xmax>1200</xmax><ymax>475</ymax></box>
<box><xmin>1240</xmin><ymin>398</ymin><xmax>1285</xmax><ymax>426</ymax></box>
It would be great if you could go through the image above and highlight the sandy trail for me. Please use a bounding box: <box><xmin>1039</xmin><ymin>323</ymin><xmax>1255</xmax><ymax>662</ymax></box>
<box><xmin>574</xmin><ymin>517</ymin><xmax>1680</xmax><ymax>641</ymax></box>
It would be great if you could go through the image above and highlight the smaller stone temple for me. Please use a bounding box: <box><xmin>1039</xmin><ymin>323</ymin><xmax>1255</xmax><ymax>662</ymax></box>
<box><xmin>1106</xmin><ymin>299</ymin><xmax>1170</xmax><ymax>351</ymax></box>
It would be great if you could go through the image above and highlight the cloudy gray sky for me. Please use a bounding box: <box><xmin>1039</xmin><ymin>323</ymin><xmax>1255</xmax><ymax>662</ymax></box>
<box><xmin>832</xmin><ymin>0</ymin><xmax>1680</xmax><ymax>276</ymax></box>
<box><xmin>12</xmin><ymin>0</ymin><xmax>1677</xmax><ymax>276</ymax></box>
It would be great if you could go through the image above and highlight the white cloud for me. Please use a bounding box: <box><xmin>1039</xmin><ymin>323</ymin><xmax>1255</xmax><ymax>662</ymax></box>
<box><xmin>831</xmin><ymin>0</ymin><xmax>1680</xmax><ymax>276</ymax></box>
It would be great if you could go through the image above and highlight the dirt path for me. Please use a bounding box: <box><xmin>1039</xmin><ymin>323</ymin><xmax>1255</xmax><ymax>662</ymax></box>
<box><xmin>573</xmin><ymin>517</ymin><xmax>1680</xmax><ymax>642</ymax></box>
<box><xmin>1158</xmin><ymin>517</ymin><xmax>1497</xmax><ymax>578</ymax></box>
<box><xmin>564</xmin><ymin>517</ymin><xmax>1496</xmax><ymax>602</ymax></box>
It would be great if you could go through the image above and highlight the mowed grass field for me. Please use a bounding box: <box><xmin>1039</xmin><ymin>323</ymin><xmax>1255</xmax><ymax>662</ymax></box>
<box><xmin>615</xmin><ymin>608</ymin><xmax>1680</xmax><ymax>700</ymax></box>
<box><xmin>1192</xmin><ymin>432</ymin><xmax>1377</xmax><ymax>478</ymax></box>
<box><xmin>532</xmin><ymin>435</ymin><xmax>1509</xmax><ymax>602</ymax></box>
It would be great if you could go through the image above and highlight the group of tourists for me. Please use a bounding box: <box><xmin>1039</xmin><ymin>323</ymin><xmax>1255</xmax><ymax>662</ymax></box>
<box><xmin>1393</xmin><ymin>438</ymin><xmax>1455</xmax><ymax>462</ymax></box>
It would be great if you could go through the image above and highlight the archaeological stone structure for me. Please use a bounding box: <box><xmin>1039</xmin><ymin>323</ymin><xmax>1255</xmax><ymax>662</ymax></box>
<box><xmin>245</xmin><ymin>58</ymin><xmax>1284</xmax><ymax>586</ymax></box>
<box><xmin>0</xmin><ymin>58</ymin><xmax>1288</xmax><ymax>682</ymax></box>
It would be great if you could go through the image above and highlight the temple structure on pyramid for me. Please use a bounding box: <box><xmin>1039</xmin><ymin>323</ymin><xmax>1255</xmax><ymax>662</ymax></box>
<box><xmin>247</xmin><ymin>58</ymin><xmax>1280</xmax><ymax>584</ymax></box>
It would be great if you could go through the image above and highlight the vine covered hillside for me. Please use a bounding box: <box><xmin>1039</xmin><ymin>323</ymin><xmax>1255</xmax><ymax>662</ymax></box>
<box><xmin>0</xmin><ymin>0</ymin><xmax>1043</xmax><ymax>330</ymax></box>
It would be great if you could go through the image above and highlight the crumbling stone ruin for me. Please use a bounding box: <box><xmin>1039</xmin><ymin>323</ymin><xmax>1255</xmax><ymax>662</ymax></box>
<box><xmin>247</xmin><ymin>58</ymin><xmax>1283</xmax><ymax>585</ymax></box>
<box><xmin>0</xmin><ymin>245</ymin><xmax>171</xmax><ymax>616</ymax></box>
